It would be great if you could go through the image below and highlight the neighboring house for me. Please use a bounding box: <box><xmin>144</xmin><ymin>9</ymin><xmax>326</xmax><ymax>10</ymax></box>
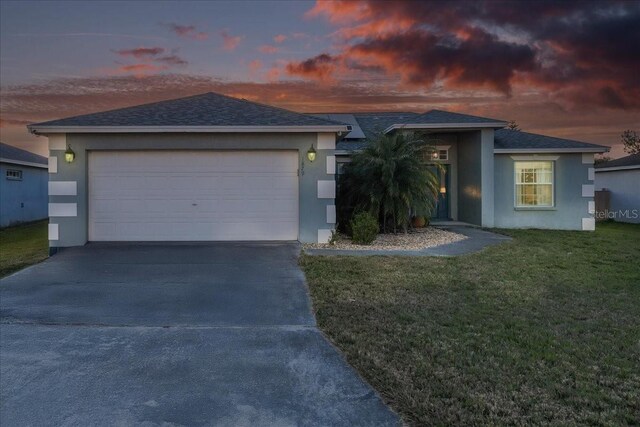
<box><xmin>0</xmin><ymin>142</ymin><xmax>48</xmax><ymax>228</ymax></box>
<box><xmin>594</xmin><ymin>154</ymin><xmax>640</xmax><ymax>223</ymax></box>
<box><xmin>27</xmin><ymin>92</ymin><xmax>608</xmax><ymax>252</ymax></box>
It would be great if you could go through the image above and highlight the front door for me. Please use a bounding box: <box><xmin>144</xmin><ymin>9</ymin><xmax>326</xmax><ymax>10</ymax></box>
<box><xmin>434</xmin><ymin>165</ymin><xmax>449</xmax><ymax>220</ymax></box>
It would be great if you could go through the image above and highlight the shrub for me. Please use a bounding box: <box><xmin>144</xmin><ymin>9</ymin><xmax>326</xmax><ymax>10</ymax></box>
<box><xmin>350</xmin><ymin>212</ymin><xmax>379</xmax><ymax>245</ymax></box>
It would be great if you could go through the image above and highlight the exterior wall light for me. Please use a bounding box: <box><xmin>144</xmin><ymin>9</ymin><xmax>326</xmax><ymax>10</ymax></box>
<box><xmin>431</xmin><ymin>151</ymin><xmax>439</xmax><ymax>160</ymax></box>
<box><xmin>64</xmin><ymin>145</ymin><xmax>76</xmax><ymax>163</ymax></box>
<box><xmin>306</xmin><ymin>144</ymin><xmax>317</xmax><ymax>162</ymax></box>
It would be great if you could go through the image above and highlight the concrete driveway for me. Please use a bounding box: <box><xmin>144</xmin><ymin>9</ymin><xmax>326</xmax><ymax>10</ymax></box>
<box><xmin>0</xmin><ymin>243</ymin><xmax>399</xmax><ymax>426</ymax></box>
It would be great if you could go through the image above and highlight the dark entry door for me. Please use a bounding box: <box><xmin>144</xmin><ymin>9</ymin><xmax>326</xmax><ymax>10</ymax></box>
<box><xmin>434</xmin><ymin>165</ymin><xmax>450</xmax><ymax>220</ymax></box>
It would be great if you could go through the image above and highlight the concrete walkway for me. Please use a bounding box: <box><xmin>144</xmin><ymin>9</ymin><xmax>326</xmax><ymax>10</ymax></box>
<box><xmin>0</xmin><ymin>243</ymin><xmax>399</xmax><ymax>426</ymax></box>
<box><xmin>305</xmin><ymin>226</ymin><xmax>511</xmax><ymax>257</ymax></box>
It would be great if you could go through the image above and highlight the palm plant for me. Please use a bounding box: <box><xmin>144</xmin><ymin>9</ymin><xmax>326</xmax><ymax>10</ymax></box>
<box><xmin>338</xmin><ymin>132</ymin><xmax>442</xmax><ymax>233</ymax></box>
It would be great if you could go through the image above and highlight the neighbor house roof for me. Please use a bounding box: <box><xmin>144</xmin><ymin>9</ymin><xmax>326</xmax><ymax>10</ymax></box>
<box><xmin>494</xmin><ymin>129</ymin><xmax>609</xmax><ymax>153</ymax></box>
<box><xmin>28</xmin><ymin>92</ymin><xmax>349</xmax><ymax>134</ymax></box>
<box><xmin>0</xmin><ymin>142</ymin><xmax>48</xmax><ymax>168</ymax></box>
<box><xmin>594</xmin><ymin>153</ymin><xmax>640</xmax><ymax>171</ymax></box>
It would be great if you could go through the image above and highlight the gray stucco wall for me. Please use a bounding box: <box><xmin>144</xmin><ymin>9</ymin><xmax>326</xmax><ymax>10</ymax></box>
<box><xmin>595</xmin><ymin>169</ymin><xmax>640</xmax><ymax>223</ymax></box>
<box><xmin>494</xmin><ymin>153</ymin><xmax>593</xmax><ymax>230</ymax></box>
<box><xmin>48</xmin><ymin>133</ymin><xmax>335</xmax><ymax>247</ymax></box>
<box><xmin>0</xmin><ymin>163</ymin><xmax>48</xmax><ymax>228</ymax></box>
<box><xmin>457</xmin><ymin>131</ymin><xmax>483</xmax><ymax>225</ymax></box>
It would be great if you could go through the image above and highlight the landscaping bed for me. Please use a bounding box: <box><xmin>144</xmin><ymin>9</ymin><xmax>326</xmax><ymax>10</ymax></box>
<box><xmin>305</xmin><ymin>226</ymin><xmax>467</xmax><ymax>251</ymax></box>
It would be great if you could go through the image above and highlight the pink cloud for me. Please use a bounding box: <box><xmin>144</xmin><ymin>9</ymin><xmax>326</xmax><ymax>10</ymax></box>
<box><xmin>113</xmin><ymin>47</ymin><xmax>165</xmax><ymax>59</ymax></box>
<box><xmin>273</xmin><ymin>34</ymin><xmax>287</xmax><ymax>43</ymax></box>
<box><xmin>258</xmin><ymin>45</ymin><xmax>279</xmax><ymax>54</ymax></box>
<box><xmin>248</xmin><ymin>59</ymin><xmax>263</xmax><ymax>74</ymax></box>
<box><xmin>166</xmin><ymin>23</ymin><xmax>208</xmax><ymax>40</ymax></box>
<box><xmin>220</xmin><ymin>30</ymin><xmax>243</xmax><ymax>51</ymax></box>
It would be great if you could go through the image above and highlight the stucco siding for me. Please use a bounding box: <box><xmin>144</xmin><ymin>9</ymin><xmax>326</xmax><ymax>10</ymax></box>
<box><xmin>493</xmin><ymin>153</ymin><xmax>592</xmax><ymax>230</ymax></box>
<box><xmin>594</xmin><ymin>169</ymin><xmax>640</xmax><ymax>223</ymax></box>
<box><xmin>48</xmin><ymin>133</ymin><xmax>335</xmax><ymax>247</ymax></box>
<box><xmin>0</xmin><ymin>163</ymin><xmax>48</xmax><ymax>227</ymax></box>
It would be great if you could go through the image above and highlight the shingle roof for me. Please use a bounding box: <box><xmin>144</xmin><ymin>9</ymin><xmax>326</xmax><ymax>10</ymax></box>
<box><xmin>495</xmin><ymin>129</ymin><xmax>608</xmax><ymax>152</ymax></box>
<box><xmin>408</xmin><ymin>109</ymin><xmax>506</xmax><ymax>125</ymax></box>
<box><xmin>595</xmin><ymin>153</ymin><xmax>640</xmax><ymax>169</ymax></box>
<box><xmin>29</xmin><ymin>92</ymin><xmax>345</xmax><ymax>128</ymax></box>
<box><xmin>0</xmin><ymin>142</ymin><xmax>47</xmax><ymax>166</ymax></box>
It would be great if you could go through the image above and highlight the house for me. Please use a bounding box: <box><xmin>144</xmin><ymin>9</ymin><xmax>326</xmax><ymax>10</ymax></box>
<box><xmin>0</xmin><ymin>142</ymin><xmax>48</xmax><ymax>228</ymax></box>
<box><xmin>594</xmin><ymin>154</ymin><xmax>640</xmax><ymax>223</ymax></box>
<box><xmin>27</xmin><ymin>92</ymin><xmax>609</xmax><ymax>252</ymax></box>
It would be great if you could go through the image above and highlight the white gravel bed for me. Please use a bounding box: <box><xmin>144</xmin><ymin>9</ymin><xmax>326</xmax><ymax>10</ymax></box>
<box><xmin>305</xmin><ymin>227</ymin><xmax>467</xmax><ymax>251</ymax></box>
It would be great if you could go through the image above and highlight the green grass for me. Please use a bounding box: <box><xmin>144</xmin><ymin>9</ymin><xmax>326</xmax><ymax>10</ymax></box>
<box><xmin>301</xmin><ymin>222</ymin><xmax>640</xmax><ymax>426</ymax></box>
<box><xmin>0</xmin><ymin>220</ymin><xmax>48</xmax><ymax>278</ymax></box>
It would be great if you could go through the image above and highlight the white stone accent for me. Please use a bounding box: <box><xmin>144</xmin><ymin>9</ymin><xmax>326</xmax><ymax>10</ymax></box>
<box><xmin>582</xmin><ymin>217</ymin><xmax>595</xmax><ymax>231</ymax></box>
<box><xmin>588</xmin><ymin>201</ymin><xmax>595</xmax><ymax>214</ymax></box>
<box><xmin>48</xmin><ymin>224</ymin><xmax>59</xmax><ymax>241</ymax></box>
<box><xmin>317</xmin><ymin>229</ymin><xmax>333</xmax><ymax>243</ymax></box>
<box><xmin>49</xmin><ymin>203</ymin><xmax>77</xmax><ymax>217</ymax></box>
<box><xmin>326</xmin><ymin>205</ymin><xmax>336</xmax><ymax>224</ymax></box>
<box><xmin>588</xmin><ymin>167</ymin><xmax>595</xmax><ymax>181</ymax></box>
<box><xmin>317</xmin><ymin>133</ymin><xmax>335</xmax><ymax>150</ymax></box>
<box><xmin>326</xmin><ymin>155</ymin><xmax>336</xmax><ymax>174</ymax></box>
<box><xmin>582</xmin><ymin>153</ymin><xmax>594</xmax><ymax>164</ymax></box>
<box><xmin>582</xmin><ymin>184</ymin><xmax>595</xmax><ymax>197</ymax></box>
<box><xmin>48</xmin><ymin>156</ymin><xmax>58</xmax><ymax>173</ymax></box>
<box><xmin>48</xmin><ymin>134</ymin><xmax>66</xmax><ymax>150</ymax></box>
<box><xmin>48</xmin><ymin>181</ymin><xmax>77</xmax><ymax>196</ymax></box>
<box><xmin>317</xmin><ymin>180</ymin><xmax>336</xmax><ymax>199</ymax></box>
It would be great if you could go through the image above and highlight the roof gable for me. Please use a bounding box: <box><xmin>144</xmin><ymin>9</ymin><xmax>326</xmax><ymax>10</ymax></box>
<box><xmin>29</xmin><ymin>92</ymin><xmax>346</xmax><ymax>131</ymax></box>
<box><xmin>595</xmin><ymin>153</ymin><xmax>640</xmax><ymax>169</ymax></box>
<box><xmin>495</xmin><ymin>129</ymin><xmax>608</xmax><ymax>152</ymax></box>
<box><xmin>410</xmin><ymin>109</ymin><xmax>506</xmax><ymax>125</ymax></box>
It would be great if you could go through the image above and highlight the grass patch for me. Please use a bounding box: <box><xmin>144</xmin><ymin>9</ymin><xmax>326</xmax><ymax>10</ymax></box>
<box><xmin>301</xmin><ymin>222</ymin><xmax>640</xmax><ymax>425</ymax></box>
<box><xmin>0</xmin><ymin>220</ymin><xmax>48</xmax><ymax>278</ymax></box>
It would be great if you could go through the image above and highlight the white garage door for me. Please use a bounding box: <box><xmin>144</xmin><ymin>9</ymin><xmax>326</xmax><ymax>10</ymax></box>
<box><xmin>88</xmin><ymin>150</ymin><xmax>299</xmax><ymax>241</ymax></box>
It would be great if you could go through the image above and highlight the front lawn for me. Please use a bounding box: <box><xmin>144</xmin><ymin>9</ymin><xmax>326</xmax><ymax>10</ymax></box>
<box><xmin>0</xmin><ymin>220</ymin><xmax>48</xmax><ymax>278</ymax></box>
<box><xmin>301</xmin><ymin>222</ymin><xmax>640</xmax><ymax>425</ymax></box>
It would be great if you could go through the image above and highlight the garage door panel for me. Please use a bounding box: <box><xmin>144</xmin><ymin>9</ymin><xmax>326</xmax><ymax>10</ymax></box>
<box><xmin>89</xmin><ymin>151</ymin><xmax>299</xmax><ymax>241</ymax></box>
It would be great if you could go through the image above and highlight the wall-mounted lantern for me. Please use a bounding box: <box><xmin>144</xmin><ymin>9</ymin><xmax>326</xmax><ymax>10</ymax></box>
<box><xmin>64</xmin><ymin>145</ymin><xmax>76</xmax><ymax>163</ymax></box>
<box><xmin>306</xmin><ymin>144</ymin><xmax>317</xmax><ymax>162</ymax></box>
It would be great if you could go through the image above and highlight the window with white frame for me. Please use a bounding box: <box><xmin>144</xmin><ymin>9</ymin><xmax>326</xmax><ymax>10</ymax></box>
<box><xmin>514</xmin><ymin>161</ymin><xmax>554</xmax><ymax>207</ymax></box>
<box><xmin>6</xmin><ymin>169</ymin><xmax>23</xmax><ymax>180</ymax></box>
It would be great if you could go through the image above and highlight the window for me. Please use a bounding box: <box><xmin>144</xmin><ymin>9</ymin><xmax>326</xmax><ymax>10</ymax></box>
<box><xmin>515</xmin><ymin>161</ymin><xmax>554</xmax><ymax>207</ymax></box>
<box><xmin>438</xmin><ymin>149</ymin><xmax>448</xmax><ymax>160</ymax></box>
<box><xmin>6</xmin><ymin>169</ymin><xmax>23</xmax><ymax>180</ymax></box>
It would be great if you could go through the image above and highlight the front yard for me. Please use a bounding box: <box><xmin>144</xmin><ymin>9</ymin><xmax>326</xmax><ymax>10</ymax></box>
<box><xmin>0</xmin><ymin>220</ymin><xmax>48</xmax><ymax>278</ymax></box>
<box><xmin>301</xmin><ymin>222</ymin><xmax>640</xmax><ymax>425</ymax></box>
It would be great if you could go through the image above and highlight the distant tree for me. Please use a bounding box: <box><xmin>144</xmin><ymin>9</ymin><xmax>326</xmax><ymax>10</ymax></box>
<box><xmin>594</xmin><ymin>155</ymin><xmax>611</xmax><ymax>165</ymax></box>
<box><xmin>507</xmin><ymin>120</ymin><xmax>520</xmax><ymax>131</ymax></box>
<box><xmin>621</xmin><ymin>130</ymin><xmax>639</xmax><ymax>154</ymax></box>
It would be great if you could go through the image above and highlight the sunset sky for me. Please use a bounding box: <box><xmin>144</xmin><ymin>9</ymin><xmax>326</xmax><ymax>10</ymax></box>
<box><xmin>1</xmin><ymin>0</ymin><xmax>638</xmax><ymax>157</ymax></box>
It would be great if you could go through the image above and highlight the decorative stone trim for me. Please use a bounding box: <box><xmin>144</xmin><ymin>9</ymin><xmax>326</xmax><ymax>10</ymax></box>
<box><xmin>588</xmin><ymin>201</ymin><xmax>595</xmax><ymax>214</ymax></box>
<box><xmin>48</xmin><ymin>181</ymin><xmax>77</xmax><ymax>196</ymax></box>
<box><xmin>317</xmin><ymin>229</ymin><xmax>333</xmax><ymax>243</ymax></box>
<box><xmin>48</xmin><ymin>156</ymin><xmax>58</xmax><ymax>173</ymax></box>
<box><xmin>582</xmin><ymin>217</ymin><xmax>595</xmax><ymax>231</ymax></box>
<box><xmin>326</xmin><ymin>155</ymin><xmax>336</xmax><ymax>174</ymax></box>
<box><xmin>582</xmin><ymin>184</ymin><xmax>595</xmax><ymax>197</ymax></box>
<box><xmin>49</xmin><ymin>203</ymin><xmax>77</xmax><ymax>217</ymax></box>
<box><xmin>588</xmin><ymin>167</ymin><xmax>595</xmax><ymax>181</ymax></box>
<box><xmin>48</xmin><ymin>224</ymin><xmax>59</xmax><ymax>241</ymax></box>
<box><xmin>48</xmin><ymin>134</ymin><xmax>66</xmax><ymax>150</ymax></box>
<box><xmin>326</xmin><ymin>205</ymin><xmax>336</xmax><ymax>224</ymax></box>
<box><xmin>317</xmin><ymin>133</ymin><xmax>335</xmax><ymax>150</ymax></box>
<box><xmin>317</xmin><ymin>180</ymin><xmax>336</xmax><ymax>199</ymax></box>
<box><xmin>582</xmin><ymin>153</ymin><xmax>594</xmax><ymax>164</ymax></box>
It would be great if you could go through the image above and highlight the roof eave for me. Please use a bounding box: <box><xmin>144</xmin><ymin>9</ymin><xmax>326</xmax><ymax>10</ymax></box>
<box><xmin>383</xmin><ymin>122</ymin><xmax>508</xmax><ymax>133</ymax></box>
<box><xmin>594</xmin><ymin>165</ymin><xmax>640</xmax><ymax>172</ymax></box>
<box><xmin>28</xmin><ymin>125</ymin><xmax>350</xmax><ymax>135</ymax></box>
<box><xmin>0</xmin><ymin>158</ymin><xmax>48</xmax><ymax>169</ymax></box>
<box><xmin>494</xmin><ymin>147</ymin><xmax>609</xmax><ymax>154</ymax></box>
